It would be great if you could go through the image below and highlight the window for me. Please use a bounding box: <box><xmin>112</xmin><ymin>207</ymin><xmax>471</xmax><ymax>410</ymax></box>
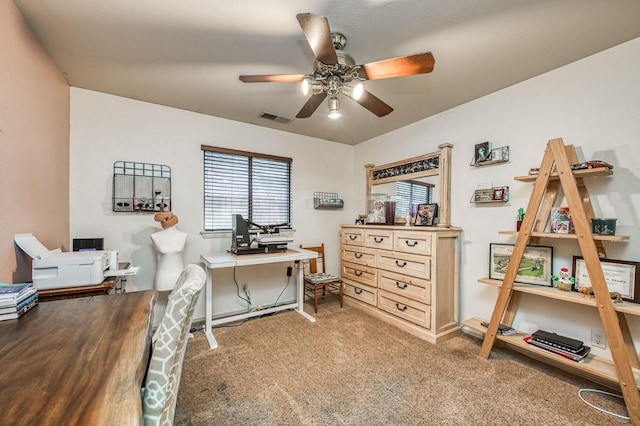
<box><xmin>202</xmin><ymin>145</ymin><xmax>292</xmax><ymax>231</ymax></box>
<box><xmin>396</xmin><ymin>180</ymin><xmax>433</xmax><ymax>216</ymax></box>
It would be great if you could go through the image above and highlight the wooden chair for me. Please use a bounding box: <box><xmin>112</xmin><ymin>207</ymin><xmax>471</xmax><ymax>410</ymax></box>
<box><xmin>142</xmin><ymin>264</ymin><xmax>206</xmax><ymax>426</ymax></box>
<box><xmin>300</xmin><ymin>244</ymin><xmax>343</xmax><ymax>313</ymax></box>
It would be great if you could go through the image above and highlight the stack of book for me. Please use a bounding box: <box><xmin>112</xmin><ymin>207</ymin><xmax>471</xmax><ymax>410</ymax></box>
<box><xmin>524</xmin><ymin>329</ymin><xmax>591</xmax><ymax>362</ymax></box>
<box><xmin>0</xmin><ymin>283</ymin><xmax>38</xmax><ymax>321</ymax></box>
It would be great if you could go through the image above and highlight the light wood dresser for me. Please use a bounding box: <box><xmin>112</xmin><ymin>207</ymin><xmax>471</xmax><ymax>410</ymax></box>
<box><xmin>341</xmin><ymin>225</ymin><xmax>461</xmax><ymax>344</ymax></box>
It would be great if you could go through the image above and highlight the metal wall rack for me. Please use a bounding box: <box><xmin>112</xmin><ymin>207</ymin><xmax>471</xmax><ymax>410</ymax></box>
<box><xmin>112</xmin><ymin>161</ymin><xmax>171</xmax><ymax>212</ymax></box>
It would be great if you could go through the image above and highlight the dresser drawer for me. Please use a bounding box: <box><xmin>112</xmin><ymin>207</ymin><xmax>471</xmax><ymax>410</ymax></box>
<box><xmin>364</xmin><ymin>229</ymin><xmax>393</xmax><ymax>251</ymax></box>
<box><xmin>342</xmin><ymin>228</ymin><xmax>365</xmax><ymax>247</ymax></box>
<box><xmin>343</xmin><ymin>279</ymin><xmax>377</xmax><ymax>306</ymax></box>
<box><xmin>392</xmin><ymin>231</ymin><xmax>432</xmax><ymax>256</ymax></box>
<box><xmin>377</xmin><ymin>252</ymin><xmax>431</xmax><ymax>279</ymax></box>
<box><xmin>378</xmin><ymin>269</ymin><xmax>431</xmax><ymax>304</ymax></box>
<box><xmin>342</xmin><ymin>246</ymin><xmax>376</xmax><ymax>267</ymax></box>
<box><xmin>342</xmin><ymin>261</ymin><xmax>377</xmax><ymax>287</ymax></box>
<box><xmin>378</xmin><ymin>289</ymin><xmax>431</xmax><ymax>328</ymax></box>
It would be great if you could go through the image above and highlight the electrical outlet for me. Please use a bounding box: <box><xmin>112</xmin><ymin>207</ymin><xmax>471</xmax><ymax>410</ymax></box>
<box><xmin>591</xmin><ymin>329</ymin><xmax>606</xmax><ymax>349</ymax></box>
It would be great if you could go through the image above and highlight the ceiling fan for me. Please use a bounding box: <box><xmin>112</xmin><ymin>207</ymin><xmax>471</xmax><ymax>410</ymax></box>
<box><xmin>239</xmin><ymin>13</ymin><xmax>435</xmax><ymax>119</ymax></box>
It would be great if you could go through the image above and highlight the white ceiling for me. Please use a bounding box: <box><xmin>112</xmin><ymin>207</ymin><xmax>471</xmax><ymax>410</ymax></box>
<box><xmin>14</xmin><ymin>0</ymin><xmax>640</xmax><ymax>145</ymax></box>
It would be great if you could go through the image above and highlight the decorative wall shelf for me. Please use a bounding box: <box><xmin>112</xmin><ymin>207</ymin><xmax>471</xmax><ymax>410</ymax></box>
<box><xmin>470</xmin><ymin>186</ymin><xmax>509</xmax><ymax>203</ymax></box>
<box><xmin>112</xmin><ymin>161</ymin><xmax>171</xmax><ymax>213</ymax></box>
<box><xmin>313</xmin><ymin>192</ymin><xmax>344</xmax><ymax>209</ymax></box>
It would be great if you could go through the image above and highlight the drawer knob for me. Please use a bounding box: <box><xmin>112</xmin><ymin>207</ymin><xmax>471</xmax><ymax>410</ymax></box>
<box><xmin>396</xmin><ymin>281</ymin><xmax>408</xmax><ymax>290</ymax></box>
<box><xmin>395</xmin><ymin>260</ymin><xmax>407</xmax><ymax>267</ymax></box>
<box><xmin>354</xmin><ymin>270</ymin><xmax>363</xmax><ymax>277</ymax></box>
<box><xmin>354</xmin><ymin>253</ymin><xmax>363</xmax><ymax>259</ymax></box>
<box><xmin>395</xmin><ymin>303</ymin><xmax>408</xmax><ymax>312</ymax></box>
<box><xmin>405</xmin><ymin>240</ymin><xmax>418</xmax><ymax>247</ymax></box>
<box><xmin>349</xmin><ymin>235</ymin><xmax>357</xmax><ymax>240</ymax></box>
<box><xmin>374</xmin><ymin>237</ymin><xmax>384</xmax><ymax>243</ymax></box>
<box><xmin>355</xmin><ymin>287</ymin><xmax>363</xmax><ymax>295</ymax></box>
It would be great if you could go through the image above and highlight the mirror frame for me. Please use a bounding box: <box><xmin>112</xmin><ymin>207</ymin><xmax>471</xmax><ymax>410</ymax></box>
<box><xmin>365</xmin><ymin>143</ymin><xmax>452</xmax><ymax>228</ymax></box>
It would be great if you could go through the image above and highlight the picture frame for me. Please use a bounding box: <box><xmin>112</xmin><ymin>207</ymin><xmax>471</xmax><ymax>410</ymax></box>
<box><xmin>492</xmin><ymin>187</ymin><xmax>505</xmax><ymax>201</ymax></box>
<box><xmin>489</xmin><ymin>243</ymin><xmax>554</xmax><ymax>286</ymax></box>
<box><xmin>474</xmin><ymin>141</ymin><xmax>491</xmax><ymax>164</ymax></box>
<box><xmin>550</xmin><ymin>207</ymin><xmax>573</xmax><ymax>233</ymax></box>
<box><xmin>572</xmin><ymin>256</ymin><xmax>640</xmax><ymax>303</ymax></box>
<box><xmin>415</xmin><ymin>203</ymin><xmax>438</xmax><ymax>226</ymax></box>
<box><xmin>366</xmin><ymin>194</ymin><xmax>387</xmax><ymax>224</ymax></box>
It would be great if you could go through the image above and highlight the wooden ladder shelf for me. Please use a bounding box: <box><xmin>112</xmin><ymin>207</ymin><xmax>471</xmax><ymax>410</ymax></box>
<box><xmin>479</xmin><ymin>138</ymin><xmax>640</xmax><ymax>424</ymax></box>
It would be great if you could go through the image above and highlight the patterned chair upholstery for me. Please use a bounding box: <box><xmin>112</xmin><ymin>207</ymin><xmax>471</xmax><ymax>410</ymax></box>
<box><xmin>143</xmin><ymin>263</ymin><xmax>206</xmax><ymax>426</ymax></box>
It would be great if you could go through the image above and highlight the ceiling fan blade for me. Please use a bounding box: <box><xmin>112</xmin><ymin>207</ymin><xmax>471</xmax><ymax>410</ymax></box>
<box><xmin>296</xmin><ymin>13</ymin><xmax>338</xmax><ymax>65</ymax></box>
<box><xmin>239</xmin><ymin>74</ymin><xmax>305</xmax><ymax>83</ymax></box>
<box><xmin>296</xmin><ymin>93</ymin><xmax>327</xmax><ymax>118</ymax></box>
<box><xmin>353</xmin><ymin>90</ymin><xmax>393</xmax><ymax>117</ymax></box>
<box><xmin>358</xmin><ymin>52</ymin><xmax>435</xmax><ymax>80</ymax></box>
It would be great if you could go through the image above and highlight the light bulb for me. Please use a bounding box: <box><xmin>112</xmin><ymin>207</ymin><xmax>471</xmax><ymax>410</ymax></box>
<box><xmin>352</xmin><ymin>83</ymin><xmax>363</xmax><ymax>100</ymax></box>
<box><xmin>328</xmin><ymin>96</ymin><xmax>341</xmax><ymax>119</ymax></box>
<box><xmin>302</xmin><ymin>79</ymin><xmax>309</xmax><ymax>96</ymax></box>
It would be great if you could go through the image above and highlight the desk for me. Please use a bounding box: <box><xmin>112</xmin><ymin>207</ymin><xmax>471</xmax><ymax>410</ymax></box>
<box><xmin>0</xmin><ymin>290</ymin><xmax>155</xmax><ymax>426</ymax></box>
<box><xmin>200</xmin><ymin>249</ymin><xmax>318</xmax><ymax>349</ymax></box>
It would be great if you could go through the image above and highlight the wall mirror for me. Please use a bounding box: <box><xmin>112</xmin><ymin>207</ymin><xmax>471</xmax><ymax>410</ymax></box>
<box><xmin>365</xmin><ymin>143</ymin><xmax>452</xmax><ymax>228</ymax></box>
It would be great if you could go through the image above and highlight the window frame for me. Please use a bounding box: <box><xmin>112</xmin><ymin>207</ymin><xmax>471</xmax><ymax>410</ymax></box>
<box><xmin>202</xmin><ymin>145</ymin><xmax>292</xmax><ymax>232</ymax></box>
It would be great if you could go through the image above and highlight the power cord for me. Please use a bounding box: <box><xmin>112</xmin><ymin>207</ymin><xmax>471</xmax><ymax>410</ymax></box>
<box><xmin>233</xmin><ymin>266</ymin><xmax>251</xmax><ymax>308</ymax></box>
<box><xmin>577</xmin><ymin>388</ymin><xmax>629</xmax><ymax>420</ymax></box>
<box><xmin>272</xmin><ymin>263</ymin><xmax>293</xmax><ymax>308</ymax></box>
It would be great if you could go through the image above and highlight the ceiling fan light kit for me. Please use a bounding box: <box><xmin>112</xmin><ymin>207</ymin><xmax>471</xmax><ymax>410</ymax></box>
<box><xmin>239</xmin><ymin>12</ymin><xmax>435</xmax><ymax>119</ymax></box>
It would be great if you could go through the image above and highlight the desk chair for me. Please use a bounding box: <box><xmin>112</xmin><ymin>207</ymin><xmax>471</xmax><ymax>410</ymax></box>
<box><xmin>300</xmin><ymin>244</ymin><xmax>343</xmax><ymax>313</ymax></box>
<box><xmin>143</xmin><ymin>264</ymin><xmax>206</xmax><ymax>426</ymax></box>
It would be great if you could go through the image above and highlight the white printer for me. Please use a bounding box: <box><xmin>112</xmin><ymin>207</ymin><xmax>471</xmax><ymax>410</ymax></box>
<box><xmin>14</xmin><ymin>233</ymin><xmax>110</xmax><ymax>290</ymax></box>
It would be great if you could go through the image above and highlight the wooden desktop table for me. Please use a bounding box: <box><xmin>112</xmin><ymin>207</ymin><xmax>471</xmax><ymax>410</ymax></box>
<box><xmin>0</xmin><ymin>290</ymin><xmax>156</xmax><ymax>426</ymax></box>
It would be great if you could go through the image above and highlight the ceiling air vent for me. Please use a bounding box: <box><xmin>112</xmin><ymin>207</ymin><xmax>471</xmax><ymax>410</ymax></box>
<box><xmin>260</xmin><ymin>112</ymin><xmax>292</xmax><ymax>124</ymax></box>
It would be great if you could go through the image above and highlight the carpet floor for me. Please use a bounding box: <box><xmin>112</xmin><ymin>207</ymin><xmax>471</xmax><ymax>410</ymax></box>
<box><xmin>175</xmin><ymin>300</ymin><xmax>629</xmax><ymax>425</ymax></box>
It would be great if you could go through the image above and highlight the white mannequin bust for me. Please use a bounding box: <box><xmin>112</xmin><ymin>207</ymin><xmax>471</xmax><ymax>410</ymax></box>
<box><xmin>151</xmin><ymin>212</ymin><xmax>187</xmax><ymax>291</ymax></box>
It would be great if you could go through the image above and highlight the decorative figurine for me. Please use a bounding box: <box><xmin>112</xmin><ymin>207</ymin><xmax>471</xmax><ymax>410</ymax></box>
<box><xmin>551</xmin><ymin>267</ymin><xmax>575</xmax><ymax>291</ymax></box>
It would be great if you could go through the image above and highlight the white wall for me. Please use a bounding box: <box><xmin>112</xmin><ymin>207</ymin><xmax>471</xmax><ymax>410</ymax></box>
<box><xmin>354</xmin><ymin>37</ymin><xmax>640</xmax><ymax>359</ymax></box>
<box><xmin>70</xmin><ymin>90</ymin><xmax>355</xmax><ymax>321</ymax></box>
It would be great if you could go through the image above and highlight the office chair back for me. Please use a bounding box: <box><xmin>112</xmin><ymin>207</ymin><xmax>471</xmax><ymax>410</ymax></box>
<box><xmin>142</xmin><ymin>264</ymin><xmax>206</xmax><ymax>426</ymax></box>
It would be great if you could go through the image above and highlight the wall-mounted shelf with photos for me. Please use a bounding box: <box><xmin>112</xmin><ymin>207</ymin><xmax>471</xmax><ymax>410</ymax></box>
<box><xmin>470</xmin><ymin>142</ymin><xmax>509</xmax><ymax>167</ymax></box>
<box><xmin>470</xmin><ymin>186</ymin><xmax>509</xmax><ymax>204</ymax></box>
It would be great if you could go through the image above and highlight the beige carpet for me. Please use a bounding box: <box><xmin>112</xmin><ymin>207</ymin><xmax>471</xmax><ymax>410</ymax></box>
<box><xmin>175</xmin><ymin>300</ymin><xmax>629</xmax><ymax>425</ymax></box>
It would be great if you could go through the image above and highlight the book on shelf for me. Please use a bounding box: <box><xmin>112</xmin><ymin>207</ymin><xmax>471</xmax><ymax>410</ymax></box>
<box><xmin>0</xmin><ymin>295</ymin><xmax>38</xmax><ymax>321</ymax></box>
<box><xmin>524</xmin><ymin>336</ymin><xmax>591</xmax><ymax>362</ymax></box>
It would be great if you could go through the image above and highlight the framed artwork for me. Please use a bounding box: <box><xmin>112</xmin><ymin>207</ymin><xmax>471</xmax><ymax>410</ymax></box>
<box><xmin>415</xmin><ymin>203</ymin><xmax>438</xmax><ymax>226</ymax></box>
<box><xmin>366</xmin><ymin>194</ymin><xmax>387</xmax><ymax>224</ymax></box>
<box><xmin>474</xmin><ymin>141</ymin><xmax>491</xmax><ymax>164</ymax></box>
<box><xmin>489</xmin><ymin>244</ymin><xmax>553</xmax><ymax>286</ymax></box>
<box><xmin>572</xmin><ymin>256</ymin><xmax>639</xmax><ymax>303</ymax></box>
<box><xmin>492</xmin><ymin>187</ymin><xmax>506</xmax><ymax>201</ymax></box>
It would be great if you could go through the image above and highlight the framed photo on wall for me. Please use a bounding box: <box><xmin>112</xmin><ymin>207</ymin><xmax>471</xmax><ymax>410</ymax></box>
<box><xmin>489</xmin><ymin>244</ymin><xmax>553</xmax><ymax>286</ymax></box>
<box><xmin>415</xmin><ymin>203</ymin><xmax>438</xmax><ymax>226</ymax></box>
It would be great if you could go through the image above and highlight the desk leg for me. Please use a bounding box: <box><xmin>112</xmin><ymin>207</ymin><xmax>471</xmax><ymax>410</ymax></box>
<box><xmin>296</xmin><ymin>262</ymin><xmax>316</xmax><ymax>323</ymax></box>
<box><xmin>204</xmin><ymin>269</ymin><xmax>219</xmax><ymax>349</ymax></box>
